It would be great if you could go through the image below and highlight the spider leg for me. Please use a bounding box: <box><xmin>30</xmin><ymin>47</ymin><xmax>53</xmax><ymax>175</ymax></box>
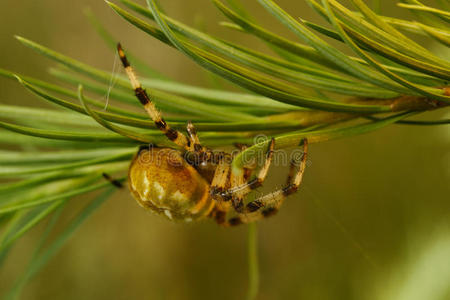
<box><xmin>232</xmin><ymin>143</ymin><xmax>254</xmax><ymax>181</ymax></box>
<box><xmin>233</xmin><ymin>143</ymin><xmax>250</xmax><ymax>151</ymax></box>
<box><xmin>117</xmin><ymin>44</ymin><xmax>190</xmax><ymax>150</ymax></box>
<box><xmin>210</xmin><ymin>157</ymin><xmax>231</xmax><ymax>200</ymax></box>
<box><xmin>186</xmin><ymin>120</ymin><xmax>217</xmax><ymax>162</ymax></box>
<box><xmin>209</xmin><ymin>145</ymin><xmax>257</xmax><ymax>225</ymax></box>
<box><xmin>102</xmin><ymin>172</ymin><xmax>123</xmax><ymax>189</ymax></box>
<box><xmin>223</xmin><ymin>138</ymin><xmax>275</xmax><ymax>212</ymax></box>
<box><xmin>210</xmin><ymin>201</ymin><xmax>231</xmax><ymax>225</ymax></box>
<box><xmin>230</xmin><ymin>167</ymin><xmax>246</xmax><ymax>212</ymax></box>
<box><xmin>186</xmin><ymin>121</ymin><xmax>202</xmax><ymax>150</ymax></box>
<box><xmin>224</xmin><ymin>139</ymin><xmax>308</xmax><ymax>226</ymax></box>
<box><xmin>207</xmin><ymin>156</ymin><xmax>232</xmax><ymax>225</ymax></box>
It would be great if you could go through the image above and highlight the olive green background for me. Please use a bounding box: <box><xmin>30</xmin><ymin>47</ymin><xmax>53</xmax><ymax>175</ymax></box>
<box><xmin>0</xmin><ymin>1</ymin><xmax>449</xmax><ymax>299</ymax></box>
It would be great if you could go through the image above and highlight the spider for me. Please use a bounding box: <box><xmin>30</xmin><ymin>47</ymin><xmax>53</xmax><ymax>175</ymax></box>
<box><xmin>117</xmin><ymin>44</ymin><xmax>308</xmax><ymax>226</ymax></box>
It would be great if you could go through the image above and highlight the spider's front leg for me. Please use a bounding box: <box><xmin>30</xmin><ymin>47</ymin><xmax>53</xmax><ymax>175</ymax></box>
<box><xmin>225</xmin><ymin>139</ymin><xmax>308</xmax><ymax>226</ymax></box>
<box><xmin>118</xmin><ymin>43</ymin><xmax>195</xmax><ymax>151</ymax></box>
<box><xmin>118</xmin><ymin>43</ymin><xmax>218</xmax><ymax>160</ymax></box>
<box><xmin>185</xmin><ymin>120</ymin><xmax>217</xmax><ymax>162</ymax></box>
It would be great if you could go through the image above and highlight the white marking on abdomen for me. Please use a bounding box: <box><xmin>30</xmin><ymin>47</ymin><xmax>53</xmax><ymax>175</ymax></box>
<box><xmin>153</xmin><ymin>181</ymin><xmax>166</xmax><ymax>201</ymax></box>
<box><xmin>130</xmin><ymin>180</ymin><xmax>137</xmax><ymax>191</ymax></box>
<box><xmin>142</xmin><ymin>171</ymin><xmax>150</xmax><ymax>197</ymax></box>
<box><xmin>164</xmin><ymin>209</ymin><xmax>173</xmax><ymax>219</ymax></box>
<box><xmin>170</xmin><ymin>190</ymin><xmax>188</xmax><ymax>202</ymax></box>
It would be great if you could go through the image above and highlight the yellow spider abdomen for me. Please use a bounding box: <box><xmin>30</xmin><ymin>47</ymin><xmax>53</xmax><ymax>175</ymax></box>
<box><xmin>128</xmin><ymin>148</ymin><xmax>214</xmax><ymax>221</ymax></box>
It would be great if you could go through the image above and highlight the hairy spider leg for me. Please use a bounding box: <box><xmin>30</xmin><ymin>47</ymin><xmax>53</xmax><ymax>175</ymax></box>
<box><xmin>216</xmin><ymin>138</ymin><xmax>275</xmax><ymax>212</ymax></box>
<box><xmin>224</xmin><ymin>139</ymin><xmax>308</xmax><ymax>226</ymax></box>
<box><xmin>117</xmin><ymin>43</ymin><xmax>192</xmax><ymax>150</ymax></box>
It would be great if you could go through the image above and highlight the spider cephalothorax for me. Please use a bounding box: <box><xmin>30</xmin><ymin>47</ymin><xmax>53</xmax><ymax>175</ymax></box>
<box><xmin>118</xmin><ymin>44</ymin><xmax>308</xmax><ymax>226</ymax></box>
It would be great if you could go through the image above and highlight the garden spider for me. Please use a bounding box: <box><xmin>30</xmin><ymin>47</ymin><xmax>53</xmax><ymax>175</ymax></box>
<box><xmin>118</xmin><ymin>44</ymin><xmax>308</xmax><ymax>226</ymax></box>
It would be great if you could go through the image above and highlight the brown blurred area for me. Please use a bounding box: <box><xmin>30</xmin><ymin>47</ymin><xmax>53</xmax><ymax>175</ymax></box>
<box><xmin>0</xmin><ymin>1</ymin><xmax>449</xmax><ymax>299</ymax></box>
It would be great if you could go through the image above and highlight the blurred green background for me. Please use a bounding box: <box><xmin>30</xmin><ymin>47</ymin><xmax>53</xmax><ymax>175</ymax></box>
<box><xmin>0</xmin><ymin>1</ymin><xmax>449</xmax><ymax>299</ymax></box>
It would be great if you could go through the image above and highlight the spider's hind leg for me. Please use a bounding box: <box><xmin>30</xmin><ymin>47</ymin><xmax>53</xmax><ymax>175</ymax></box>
<box><xmin>102</xmin><ymin>172</ymin><xmax>123</xmax><ymax>189</ymax></box>
<box><xmin>208</xmin><ymin>155</ymin><xmax>232</xmax><ymax>225</ymax></box>
<box><xmin>228</xmin><ymin>138</ymin><xmax>275</xmax><ymax>212</ymax></box>
<box><xmin>225</xmin><ymin>139</ymin><xmax>308</xmax><ymax>226</ymax></box>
